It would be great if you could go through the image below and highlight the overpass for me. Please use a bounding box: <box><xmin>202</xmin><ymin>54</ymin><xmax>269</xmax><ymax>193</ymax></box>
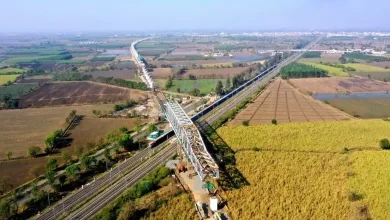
<box><xmin>132</xmin><ymin>39</ymin><xmax>219</xmax><ymax>181</ymax></box>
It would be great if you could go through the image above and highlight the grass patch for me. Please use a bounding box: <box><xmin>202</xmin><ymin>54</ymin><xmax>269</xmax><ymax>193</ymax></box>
<box><xmin>299</xmin><ymin>61</ymin><xmax>349</xmax><ymax>77</ymax></box>
<box><xmin>342</xmin><ymin>63</ymin><xmax>390</xmax><ymax>72</ymax></box>
<box><xmin>0</xmin><ymin>75</ymin><xmax>20</xmax><ymax>85</ymax></box>
<box><xmin>0</xmin><ymin>67</ymin><xmax>27</xmax><ymax>74</ymax></box>
<box><xmin>326</xmin><ymin>98</ymin><xmax>390</xmax><ymax>119</ymax></box>
<box><xmin>0</xmin><ymin>84</ymin><xmax>38</xmax><ymax>100</ymax></box>
<box><xmin>157</xmin><ymin>79</ymin><xmax>227</xmax><ymax>95</ymax></box>
<box><xmin>217</xmin><ymin>120</ymin><xmax>390</xmax><ymax>152</ymax></box>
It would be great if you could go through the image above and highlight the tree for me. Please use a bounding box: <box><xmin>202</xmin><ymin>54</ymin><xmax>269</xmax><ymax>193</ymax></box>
<box><xmin>119</xmin><ymin>126</ymin><xmax>129</xmax><ymax>133</ymax></box>
<box><xmin>45</xmin><ymin>170</ymin><xmax>56</xmax><ymax>187</ymax></box>
<box><xmin>92</xmin><ymin>109</ymin><xmax>101</xmax><ymax>117</ymax></box>
<box><xmin>80</xmin><ymin>154</ymin><xmax>97</xmax><ymax>171</ymax></box>
<box><xmin>339</xmin><ymin>56</ymin><xmax>347</xmax><ymax>64</ymax></box>
<box><xmin>147</xmin><ymin>124</ymin><xmax>158</xmax><ymax>134</ymax></box>
<box><xmin>118</xmin><ymin>203</ymin><xmax>136</xmax><ymax>220</ymax></box>
<box><xmin>58</xmin><ymin>175</ymin><xmax>66</xmax><ymax>187</ymax></box>
<box><xmin>5</xmin><ymin>152</ymin><xmax>12</xmax><ymax>160</ymax></box>
<box><xmin>104</xmin><ymin>148</ymin><xmax>111</xmax><ymax>161</ymax></box>
<box><xmin>271</xmin><ymin>119</ymin><xmax>277</xmax><ymax>125</ymax></box>
<box><xmin>46</xmin><ymin>158</ymin><xmax>58</xmax><ymax>172</ymax></box>
<box><xmin>225</xmin><ymin>78</ymin><xmax>231</xmax><ymax>91</ymax></box>
<box><xmin>380</xmin><ymin>138</ymin><xmax>390</xmax><ymax>149</ymax></box>
<box><xmin>65</xmin><ymin>164</ymin><xmax>80</xmax><ymax>181</ymax></box>
<box><xmin>62</xmin><ymin>151</ymin><xmax>72</xmax><ymax>164</ymax></box>
<box><xmin>215</xmin><ymin>80</ymin><xmax>224</xmax><ymax>96</ymax></box>
<box><xmin>188</xmin><ymin>74</ymin><xmax>196</xmax><ymax>80</ymax></box>
<box><xmin>232</xmin><ymin>77</ymin><xmax>239</xmax><ymax>89</ymax></box>
<box><xmin>165</xmin><ymin>76</ymin><xmax>173</xmax><ymax>89</ymax></box>
<box><xmin>119</xmin><ymin>134</ymin><xmax>134</xmax><ymax>151</ymax></box>
<box><xmin>45</xmin><ymin>130</ymin><xmax>63</xmax><ymax>149</ymax></box>
<box><xmin>0</xmin><ymin>198</ymin><xmax>17</xmax><ymax>220</ymax></box>
<box><xmin>28</xmin><ymin>146</ymin><xmax>41</xmax><ymax>157</ymax></box>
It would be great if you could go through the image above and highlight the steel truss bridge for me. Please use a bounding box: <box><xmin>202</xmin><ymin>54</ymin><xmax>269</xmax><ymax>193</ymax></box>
<box><xmin>132</xmin><ymin>39</ymin><xmax>219</xmax><ymax>181</ymax></box>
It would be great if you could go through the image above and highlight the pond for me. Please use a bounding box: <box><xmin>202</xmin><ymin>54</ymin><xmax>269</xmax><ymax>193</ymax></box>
<box><xmin>313</xmin><ymin>93</ymin><xmax>390</xmax><ymax>100</ymax></box>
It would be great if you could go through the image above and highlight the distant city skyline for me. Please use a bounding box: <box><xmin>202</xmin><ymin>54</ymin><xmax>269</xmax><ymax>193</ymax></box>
<box><xmin>1</xmin><ymin>0</ymin><xmax>389</xmax><ymax>32</ymax></box>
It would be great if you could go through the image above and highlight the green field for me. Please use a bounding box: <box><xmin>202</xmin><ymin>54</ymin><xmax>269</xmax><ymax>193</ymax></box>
<box><xmin>5</xmin><ymin>47</ymin><xmax>65</xmax><ymax>56</ymax></box>
<box><xmin>300</xmin><ymin>61</ymin><xmax>349</xmax><ymax>77</ymax></box>
<box><xmin>0</xmin><ymin>74</ymin><xmax>20</xmax><ymax>85</ymax></box>
<box><xmin>0</xmin><ymin>84</ymin><xmax>38</xmax><ymax>100</ymax></box>
<box><xmin>326</xmin><ymin>98</ymin><xmax>390</xmax><ymax>118</ymax></box>
<box><xmin>157</xmin><ymin>79</ymin><xmax>227</xmax><ymax>95</ymax></box>
<box><xmin>342</xmin><ymin>63</ymin><xmax>390</xmax><ymax>72</ymax></box>
<box><xmin>0</xmin><ymin>67</ymin><xmax>27</xmax><ymax>74</ymax></box>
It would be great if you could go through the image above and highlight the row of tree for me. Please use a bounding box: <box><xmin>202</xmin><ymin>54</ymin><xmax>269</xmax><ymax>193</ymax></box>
<box><xmin>281</xmin><ymin>63</ymin><xmax>328</xmax><ymax>79</ymax></box>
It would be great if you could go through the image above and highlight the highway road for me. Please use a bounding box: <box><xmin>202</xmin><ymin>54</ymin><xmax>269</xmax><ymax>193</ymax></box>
<box><xmin>36</xmin><ymin>141</ymin><xmax>171</xmax><ymax>220</ymax></box>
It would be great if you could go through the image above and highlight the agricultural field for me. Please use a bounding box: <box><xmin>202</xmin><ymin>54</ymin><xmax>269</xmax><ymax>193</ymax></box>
<box><xmin>81</xmin><ymin>69</ymin><xmax>137</xmax><ymax>80</ymax></box>
<box><xmin>342</xmin><ymin>63</ymin><xmax>390</xmax><ymax>72</ymax></box>
<box><xmin>0</xmin><ymin>156</ymin><xmax>63</xmax><ymax>191</ymax></box>
<box><xmin>299</xmin><ymin>61</ymin><xmax>349</xmax><ymax>77</ymax></box>
<box><xmin>150</xmin><ymin>67</ymin><xmax>247</xmax><ymax>79</ymax></box>
<box><xmin>0</xmin><ymin>74</ymin><xmax>20</xmax><ymax>84</ymax></box>
<box><xmin>218</xmin><ymin>119</ymin><xmax>390</xmax><ymax>219</ymax></box>
<box><xmin>18</xmin><ymin>75</ymin><xmax>52</xmax><ymax>84</ymax></box>
<box><xmin>222</xmin><ymin>151</ymin><xmax>348</xmax><ymax>219</ymax></box>
<box><xmin>0</xmin><ymin>104</ymin><xmax>114</xmax><ymax>159</ymax></box>
<box><xmin>365</xmin><ymin>61</ymin><xmax>390</xmax><ymax>68</ymax></box>
<box><xmin>219</xmin><ymin>119</ymin><xmax>390</xmax><ymax>152</ymax></box>
<box><xmin>65</xmin><ymin>117</ymin><xmax>145</xmax><ymax>156</ymax></box>
<box><xmin>0</xmin><ymin>83</ymin><xmax>38</xmax><ymax>100</ymax></box>
<box><xmin>156</xmin><ymin>79</ymin><xmax>227</xmax><ymax>95</ymax></box>
<box><xmin>147</xmin><ymin>59</ymin><xmax>236</xmax><ymax>68</ymax></box>
<box><xmin>20</xmin><ymin>81</ymin><xmax>147</xmax><ymax>108</ymax></box>
<box><xmin>0</xmin><ymin>67</ymin><xmax>27</xmax><ymax>74</ymax></box>
<box><xmin>299</xmin><ymin>53</ymin><xmax>342</xmax><ymax>63</ymax></box>
<box><xmin>353</xmin><ymin>72</ymin><xmax>390</xmax><ymax>81</ymax></box>
<box><xmin>289</xmin><ymin>77</ymin><xmax>390</xmax><ymax>94</ymax></box>
<box><xmin>230</xmin><ymin>79</ymin><xmax>349</xmax><ymax>125</ymax></box>
<box><xmin>349</xmin><ymin>151</ymin><xmax>390</xmax><ymax>220</ymax></box>
<box><xmin>325</xmin><ymin>98</ymin><xmax>390</xmax><ymax>118</ymax></box>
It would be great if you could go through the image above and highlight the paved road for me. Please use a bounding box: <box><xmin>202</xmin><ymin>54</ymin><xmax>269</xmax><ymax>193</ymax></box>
<box><xmin>67</xmin><ymin>144</ymin><xmax>176</xmax><ymax>220</ymax></box>
<box><xmin>36</xmin><ymin>142</ymin><xmax>169</xmax><ymax>220</ymax></box>
<box><xmin>198</xmin><ymin>36</ymin><xmax>323</xmax><ymax>126</ymax></box>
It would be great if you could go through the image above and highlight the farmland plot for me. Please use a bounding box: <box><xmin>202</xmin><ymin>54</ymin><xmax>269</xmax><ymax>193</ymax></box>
<box><xmin>230</xmin><ymin>79</ymin><xmax>349</xmax><ymax>125</ymax></box>
<box><xmin>19</xmin><ymin>81</ymin><xmax>147</xmax><ymax>107</ymax></box>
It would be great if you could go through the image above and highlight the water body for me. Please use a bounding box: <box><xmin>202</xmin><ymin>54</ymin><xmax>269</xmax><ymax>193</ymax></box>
<box><xmin>313</xmin><ymin>93</ymin><xmax>390</xmax><ymax>100</ymax></box>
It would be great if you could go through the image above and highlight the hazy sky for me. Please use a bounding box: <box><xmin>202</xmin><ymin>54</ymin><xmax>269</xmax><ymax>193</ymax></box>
<box><xmin>1</xmin><ymin>0</ymin><xmax>388</xmax><ymax>32</ymax></box>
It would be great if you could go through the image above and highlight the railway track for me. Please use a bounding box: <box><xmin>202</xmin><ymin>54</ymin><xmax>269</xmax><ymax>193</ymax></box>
<box><xmin>37</xmin><ymin>142</ymin><xmax>169</xmax><ymax>220</ymax></box>
<box><xmin>67</xmin><ymin>144</ymin><xmax>176</xmax><ymax>220</ymax></box>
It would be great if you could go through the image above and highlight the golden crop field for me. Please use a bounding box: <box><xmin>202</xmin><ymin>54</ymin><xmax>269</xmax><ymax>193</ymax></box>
<box><xmin>218</xmin><ymin>119</ymin><xmax>390</xmax><ymax>152</ymax></box>
<box><xmin>221</xmin><ymin>151</ymin><xmax>349</xmax><ymax>220</ymax></box>
<box><xmin>144</xmin><ymin>193</ymin><xmax>198</xmax><ymax>220</ymax></box>
<box><xmin>349</xmin><ymin>151</ymin><xmax>390</xmax><ymax>220</ymax></box>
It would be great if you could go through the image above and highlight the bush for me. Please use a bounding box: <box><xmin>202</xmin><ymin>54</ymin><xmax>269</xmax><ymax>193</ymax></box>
<box><xmin>271</xmin><ymin>119</ymin><xmax>277</xmax><ymax>125</ymax></box>
<box><xmin>28</xmin><ymin>146</ymin><xmax>42</xmax><ymax>157</ymax></box>
<box><xmin>379</xmin><ymin>138</ymin><xmax>390</xmax><ymax>149</ymax></box>
<box><xmin>242</xmin><ymin>120</ymin><xmax>249</xmax><ymax>126</ymax></box>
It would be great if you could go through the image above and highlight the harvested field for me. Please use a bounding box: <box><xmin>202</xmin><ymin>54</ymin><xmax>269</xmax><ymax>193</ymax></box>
<box><xmin>81</xmin><ymin>69</ymin><xmax>137</xmax><ymax>79</ymax></box>
<box><xmin>20</xmin><ymin>81</ymin><xmax>147</xmax><ymax>108</ymax></box>
<box><xmin>353</xmin><ymin>72</ymin><xmax>390</xmax><ymax>81</ymax></box>
<box><xmin>365</xmin><ymin>61</ymin><xmax>390</xmax><ymax>68</ymax></box>
<box><xmin>65</xmin><ymin>117</ymin><xmax>145</xmax><ymax>156</ymax></box>
<box><xmin>326</xmin><ymin>98</ymin><xmax>390</xmax><ymax>118</ymax></box>
<box><xmin>0</xmin><ymin>156</ymin><xmax>63</xmax><ymax>191</ymax></box>
<box><xmin>0</xmin><ymin>104</ymin><xmax>114</xmax><ymax>159</ymax></box>
<box><xmin>299</xmin><ymin>53</ymin><xmax>342</xmax><ymax>63</ymax></box>
<box><xmin>289</xmin><ymin>77</ymin><xmax>390</xmax><ymax>94</ymax></box>
<box><xmin>150</xmin><ymin>67</ymin><xmax>247</xmax><ymax>79</ymax></box>
<box><xmin>230</xmin><ymin>79</ymin><xmax>349</xmax><ymax>125</ymax></box>
<box><xmin>150</xmin><ymin>68</ymin><xmax>172</xmax><ymax>78</ymax></box>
